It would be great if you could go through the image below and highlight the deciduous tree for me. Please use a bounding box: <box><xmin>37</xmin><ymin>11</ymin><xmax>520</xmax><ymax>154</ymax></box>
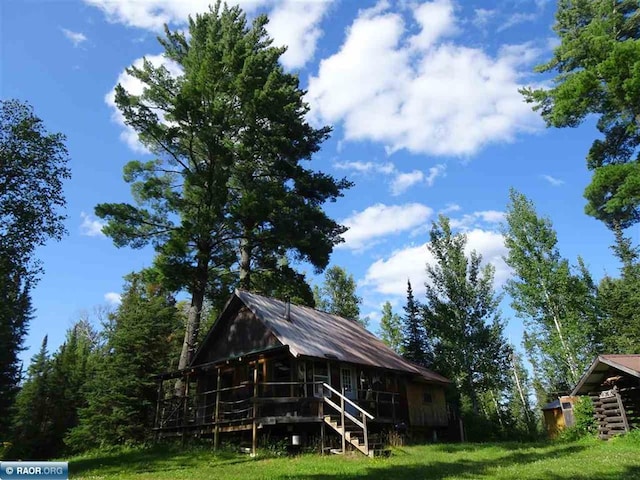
<box><xmin>0</xmin><ymin>99</ymin><xmax>70</xmax><ymax>431</ymax></box>
<box><xmin>313</xmin><ymin>265</ymin><xmax>365</xmax><ymax>325</ymax></box>
<box><xmin>503</xmin><ymin>189</ymin><xmax>601</xmax><ymax>397</ymax></box>
<box><xmin>379</xmin><ymin>301</ymin><xmax>403</xmax><ymax>353</ymax></box>
<box><xmin>423</xmin><ymin>216</ymin><xmax>510</xmax><ymax>415</ymax></box>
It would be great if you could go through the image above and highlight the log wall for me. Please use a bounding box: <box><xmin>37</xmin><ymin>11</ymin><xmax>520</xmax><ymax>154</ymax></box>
<box><xmin>589</xmin><ymin>386</ymin><xmax>639</xmax><ymax>440</ymax></box>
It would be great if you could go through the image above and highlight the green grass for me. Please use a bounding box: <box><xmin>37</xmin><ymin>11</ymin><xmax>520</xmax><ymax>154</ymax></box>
<box><xmin>66</xmin><ymin>436</ymin><xmax>640</xmax><ymax>480</ymax></box>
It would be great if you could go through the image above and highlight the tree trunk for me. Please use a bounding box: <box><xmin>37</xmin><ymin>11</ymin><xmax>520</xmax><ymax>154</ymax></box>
<box><xmin>175</xmin><ymin>255</ymin><xmax>208</xmax><ymax>395</ymax></box>
<box><xmin>511</xmin><ymin>353</ymin><xmax>530</xmax><ymax>424</ymax></box>
<box><xmin>238</xmin><ymin>236</ymin><xmax>252</xmax><ymax>290</ymax></box>
<box><xmin>537</xmin><ymin>271</ymin><xmax>579</xmax><ymax>383</ymax></box>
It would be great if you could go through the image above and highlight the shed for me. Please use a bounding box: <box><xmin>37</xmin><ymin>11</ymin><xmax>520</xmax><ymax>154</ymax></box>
<box><xmin>541</xmin><ymin>396</ymin><xmax>578</xmax><ymax>438</ymax></box>
<box><xmin>571</xmin><ymin>354</ymin><xmax>640</xmax><ymax>439</ymax></box>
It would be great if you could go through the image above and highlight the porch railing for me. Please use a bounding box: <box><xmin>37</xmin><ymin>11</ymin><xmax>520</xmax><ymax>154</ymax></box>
<box><xmin>153</xmin><ymin>379</ymin><xmax>400</xmax><ymax>442</ymax></box>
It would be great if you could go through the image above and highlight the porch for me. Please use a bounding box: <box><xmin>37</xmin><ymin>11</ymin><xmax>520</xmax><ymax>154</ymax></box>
<box><xmin>153</xmin><ymin>348</ymin><xmax>402</xmax><ymax>455</ymax></box>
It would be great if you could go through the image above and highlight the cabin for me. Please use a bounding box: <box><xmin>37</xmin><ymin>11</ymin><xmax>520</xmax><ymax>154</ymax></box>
<box><xmin>153</xmin><ymin>290</ymin><xmax>452</xmax><ymax>456</ymax></box>
<box><xmin>571</xmin><ymin>354</ymin><xmax>640</xmax><ymax>440</ymax></box>
<box><xmin>541</xmin><ymin>395</ymin><xmax>578</xmax><ymax>438</ymax></box>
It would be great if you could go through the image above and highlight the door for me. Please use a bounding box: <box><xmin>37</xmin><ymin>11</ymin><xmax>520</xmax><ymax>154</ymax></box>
<box><xmin>341</xmin><ymin>366</ymin><xmax>358</xmax><ymax>416</ymax></box>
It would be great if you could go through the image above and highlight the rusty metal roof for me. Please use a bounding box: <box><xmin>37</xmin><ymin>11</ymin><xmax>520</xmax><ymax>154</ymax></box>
<box><xmin>235</xmin><ymin>290</ymin><xmax>450</xmax><ymax>384</ymax></box>
<box><xmin>571</xmin><ymin>354</ymin><xmax>640</xmax><ymax>395</ymax></box>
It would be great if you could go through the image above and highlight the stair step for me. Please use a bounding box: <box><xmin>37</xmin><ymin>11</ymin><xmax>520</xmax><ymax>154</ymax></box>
<box><xmin>329</xmin><ymin>448</ymin><xmax>344</xmax><ymax>455</ymax></box>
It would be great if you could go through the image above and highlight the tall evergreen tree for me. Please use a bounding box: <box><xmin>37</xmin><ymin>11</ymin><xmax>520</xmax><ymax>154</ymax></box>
<box><xmin>67</xmin><ymin>273</ymin><xmax>182</xmax><ymax>449</ymax></box>
<box><xmin>402</xmin><ymin>280</ymin><xmax>429</xmax><ymax>366</ymax></box>
<box><xmin>598</xmin><ymin>226</ymin><xmax>640</xmax><ymax>353</ymax></box>
<box><xmin>0</xmin><ymin>256</ymin><xmax>31</xmax><ymax>437</ymax></box>
<box><xmin>0</xmin><ymin>99</ymin><xmax>70</xmax><ymax>427</ymax></box>
<box><xmin>423</xmin><ymin>216</ymin><xmax>510</xmax><ymax>415</ymax></box>
<box><xmin>9</xmin><ymin>336</ymin><xmax>53</xmax><ymax>459</ymax></box>
<box><xmin>46</xmin><ymin>323</ymin><xmax>96</xmax><ymax>456</ymax></box>
<box><xmin>95</xmin><ymin>3</ymin><xmax>350</xmax><ymax>376</ymax></box>
<box><xmin>313</xmin><ymin>266</ymin><xmax>365</xmax><ymax>325</ymax></box>
<box><xmin>379</xmin><ymin>301</ymin><xmax>403</xmax><ymax>353</ymax></box>
<box><xmin>503</xmin><ymin>190</ymin><xmax>601</xmax><ymax>397</ymax></box>
<box><xmin>521</xmin><ymin>0</ymin><xmax>640</xmax><ymax>229</ymax></box>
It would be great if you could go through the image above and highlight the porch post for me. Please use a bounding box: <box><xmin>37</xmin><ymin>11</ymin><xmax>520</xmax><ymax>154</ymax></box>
<box><xmin>154</xmin><ymin>379</ymin><xmax>163</xmax><ymax>441</ymax></box>
<box><xmin>341</xmin><ymin>388</ymin><xmax>346</xmax><ymax>454</ymax></box>
<box><xmin>214</xmin><ymin>367</ymin><xmax>221</xmax><ymax>450</ymax></box>
<box><xmin>182</xmin><ymin>373</ymin><xmax>190</xmax><ymax>446</ymax></box>
<box><xmin>320</xmin><ymin>399</ymin><xmax>325</xmax><ymax>454</ymax></box>
<box><xmin>252</xmin><ymin>362</ymin><xmax>258</xmax><ymax>456</ymax></box>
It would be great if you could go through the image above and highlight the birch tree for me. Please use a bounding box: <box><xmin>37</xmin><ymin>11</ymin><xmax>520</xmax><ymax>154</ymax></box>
<box><xmin>503</xmin><ymin>189</ymin><xmax>601</xmax><ymax>395</ymax></box>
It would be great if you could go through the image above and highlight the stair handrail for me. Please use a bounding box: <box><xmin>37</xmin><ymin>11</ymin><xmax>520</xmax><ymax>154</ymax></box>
<box><xmin>321</xmin><ymin>383</ymin><xmax>374</xmax><ymax>420</ymax></box>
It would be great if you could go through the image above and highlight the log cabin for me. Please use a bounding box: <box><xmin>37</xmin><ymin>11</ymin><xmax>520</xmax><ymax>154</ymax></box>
<box><xmin>571</xmin><ymin>354</ymin><xmax>640</xmax><ymax>440</ymax></box>
<box><xmin>153</xmin><ymin>290</ymin><xmax>452</xmax><ymax>456</ymax></box>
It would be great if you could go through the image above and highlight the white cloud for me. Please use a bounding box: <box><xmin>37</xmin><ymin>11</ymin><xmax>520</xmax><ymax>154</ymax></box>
<box><xmin>362</xmin><ymin>229</ymin><xmax>509</xmax><ymax>297</ymax></box>
<box><xmin>439</xmin><ymin>203</ymin><xmax>461</xmax><ymax>214</ymax></box>
<box><xmin>497</xmin><ymin>12</ymin><xmax>538</xmax><ymax>33</ymax></box>
<box><xmin>425</xmin><ymin>164</ymin><xmax>446</xmax><ymax>187</ymax></box>
<box><xmin>340</xmin><ymin>203</ymin><xmax>433</xmax><ymax>250</ymax></box>
<box><xmin>105</xmin><ymin>54</ymin><xmax>183</xmax><ymax>153</ymax></box>
<box><xmin>334</xmin><ymin>161</ymin><xmax>395</xmax><ymax>175</ymax></box>
<box><xmin>266</xmin><ymin>0</ymin><xmax>332</xmax><ymax>69</ymax></box>
<box><xmin>390</xmin><ymin>170</ymin><xmax>425</xmax><ymax>196</ymax></box>
<box><xmin>449</xmin><ymin>210</ymin><xmax>505</xmax><ymax>231</ymax></box>
<box><xmin>410</xmin><ymin>0</ymin><xmax>458</xmax><ymax>51</ymax></box>
<box><xmin>541</xmin><ymin>174</ymin><xmax>565</xmax><ymax>186</ymax></box>
<box><xmin>104</xmin><ymin>292</ymin><xmax>122</xmax><ymax>305</ymax></box>
<box><xmin>80</xmin><ymin>212</ymin><xmax>106</xmax><ymax>237</ymax></box>
<box><xmin>83</xmin><ymin>0</ymin><xmax>331</xmax><ymax>69</ymax></box>
<box><xmin>61</xmin><ymin>28</ymin><xmax>88</xmax><ymax>47</ymax></box>
<box><xmin>472</xmin><ymin>8</ymin><xmax>497</xmax><ymax>29</ymax></box>
<box><xmin>307</xmin><ymin>1</ymin><xmax>542</xmax><ymax>157</ymax></box>
<box><xmin>335</xmin><ymin>160</ymin><xmax>445</xmax><ymax>195</ymax></box>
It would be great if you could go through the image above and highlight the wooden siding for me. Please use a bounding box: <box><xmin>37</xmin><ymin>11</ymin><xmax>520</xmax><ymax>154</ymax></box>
<box><xmin>406</xmin><ymin>382</ymin><xmax>447</xmax><ymax>427</ymax></box>
<box><xmin>200</xmin><ymin>306</ymin><xmax>281</xmax><ymax>364</ymax></box>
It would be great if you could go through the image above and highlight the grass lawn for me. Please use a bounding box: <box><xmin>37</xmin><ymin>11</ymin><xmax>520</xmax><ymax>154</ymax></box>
<box><xmin>67</xmin><ymin>436</ymin><xmax>640</xmax><ymax>480</ymax></box>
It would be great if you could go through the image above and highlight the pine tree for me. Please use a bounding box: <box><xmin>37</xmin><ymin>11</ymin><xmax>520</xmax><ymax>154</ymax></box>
<box><xmin>95</xmin><ymin>3</ymin><xmax>350</xmax><ymax>377</ymax></box>
<box><xmin>45</xmin><ymin>323</ymin><xmax>96</xmax><ymax>456</ymax></box>
<box><xmin>521</xmin><ymin>0</ymin><xmax>640</xmax><ymax>229</ymax></box>
<box><xmin>379</xmin><ymin>301</ymin><xmax>403</xmax><ymax>353</ymax></box>
<box><xmin>402</xmin><ymin>280</ymin><xmax>429</xmax><ymax>366</ymax></box>
<box><xmin>67</xmin><ymin>273</ymin><xmax>181</xmax><ymax>449</ymax></box>
<box><xmin>0</xmin><ymin>256</ymin><xmax>31</xmax><ymax>436</ymax></box>
<box><xmin>598</xmin><ymin>226</ymin><xmax>640</xmax><ymax>353</ymax></box>
<box><xmin>9</xmin><ymin>336</ymin><xmax>53</xmax><ymax>459</ymax></box>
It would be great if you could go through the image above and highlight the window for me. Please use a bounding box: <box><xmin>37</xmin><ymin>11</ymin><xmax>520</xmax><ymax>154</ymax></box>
<box><xmin>423</xmin><ymin>390</ymin><xmax>433</xmax><ymax>404</ymax></box>
<box><xmin>341</xmin><ymin>368</ymin><xmax>353</xmax><ymax>393</ymax></box>
<box><xmin>313</xmin><ymin>361</ymin><xmax>330</xmax><ymax>398</ymax></box>
<box><xmin>561</xmin><ymin>402</ymin><xmax>572</xmax><ymax>410</ymax></box>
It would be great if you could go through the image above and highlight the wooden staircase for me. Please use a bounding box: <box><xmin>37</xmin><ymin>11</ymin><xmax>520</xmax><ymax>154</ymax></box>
<box><xmin>321</xmin><ymin>383</ymin><xmax>390</xmax><ymax>458</ymax></box>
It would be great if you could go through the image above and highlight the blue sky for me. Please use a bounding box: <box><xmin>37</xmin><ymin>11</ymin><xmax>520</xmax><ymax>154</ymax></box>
<box><xmin>1</xmin><ymin>0</ymin><xmax>629</xmax><ymax>364</ymax></box>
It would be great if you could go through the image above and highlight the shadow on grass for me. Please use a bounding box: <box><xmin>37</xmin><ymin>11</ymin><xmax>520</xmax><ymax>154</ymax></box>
<box><xmin>288</xmin><ymin>443</ymin><xmax>638</xmax><ymax>480</ymax></box>
<box><xmin>69</xmin><ymin>444</ymin><xmax>251</xmax><ymax>478</ymax></box>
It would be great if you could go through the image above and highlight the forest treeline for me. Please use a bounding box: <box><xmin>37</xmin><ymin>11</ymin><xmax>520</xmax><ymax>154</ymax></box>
<box><xmin>2</xmin><ymin>0</ymin><xmax>640</xmax><ymax>459</ymax></box>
